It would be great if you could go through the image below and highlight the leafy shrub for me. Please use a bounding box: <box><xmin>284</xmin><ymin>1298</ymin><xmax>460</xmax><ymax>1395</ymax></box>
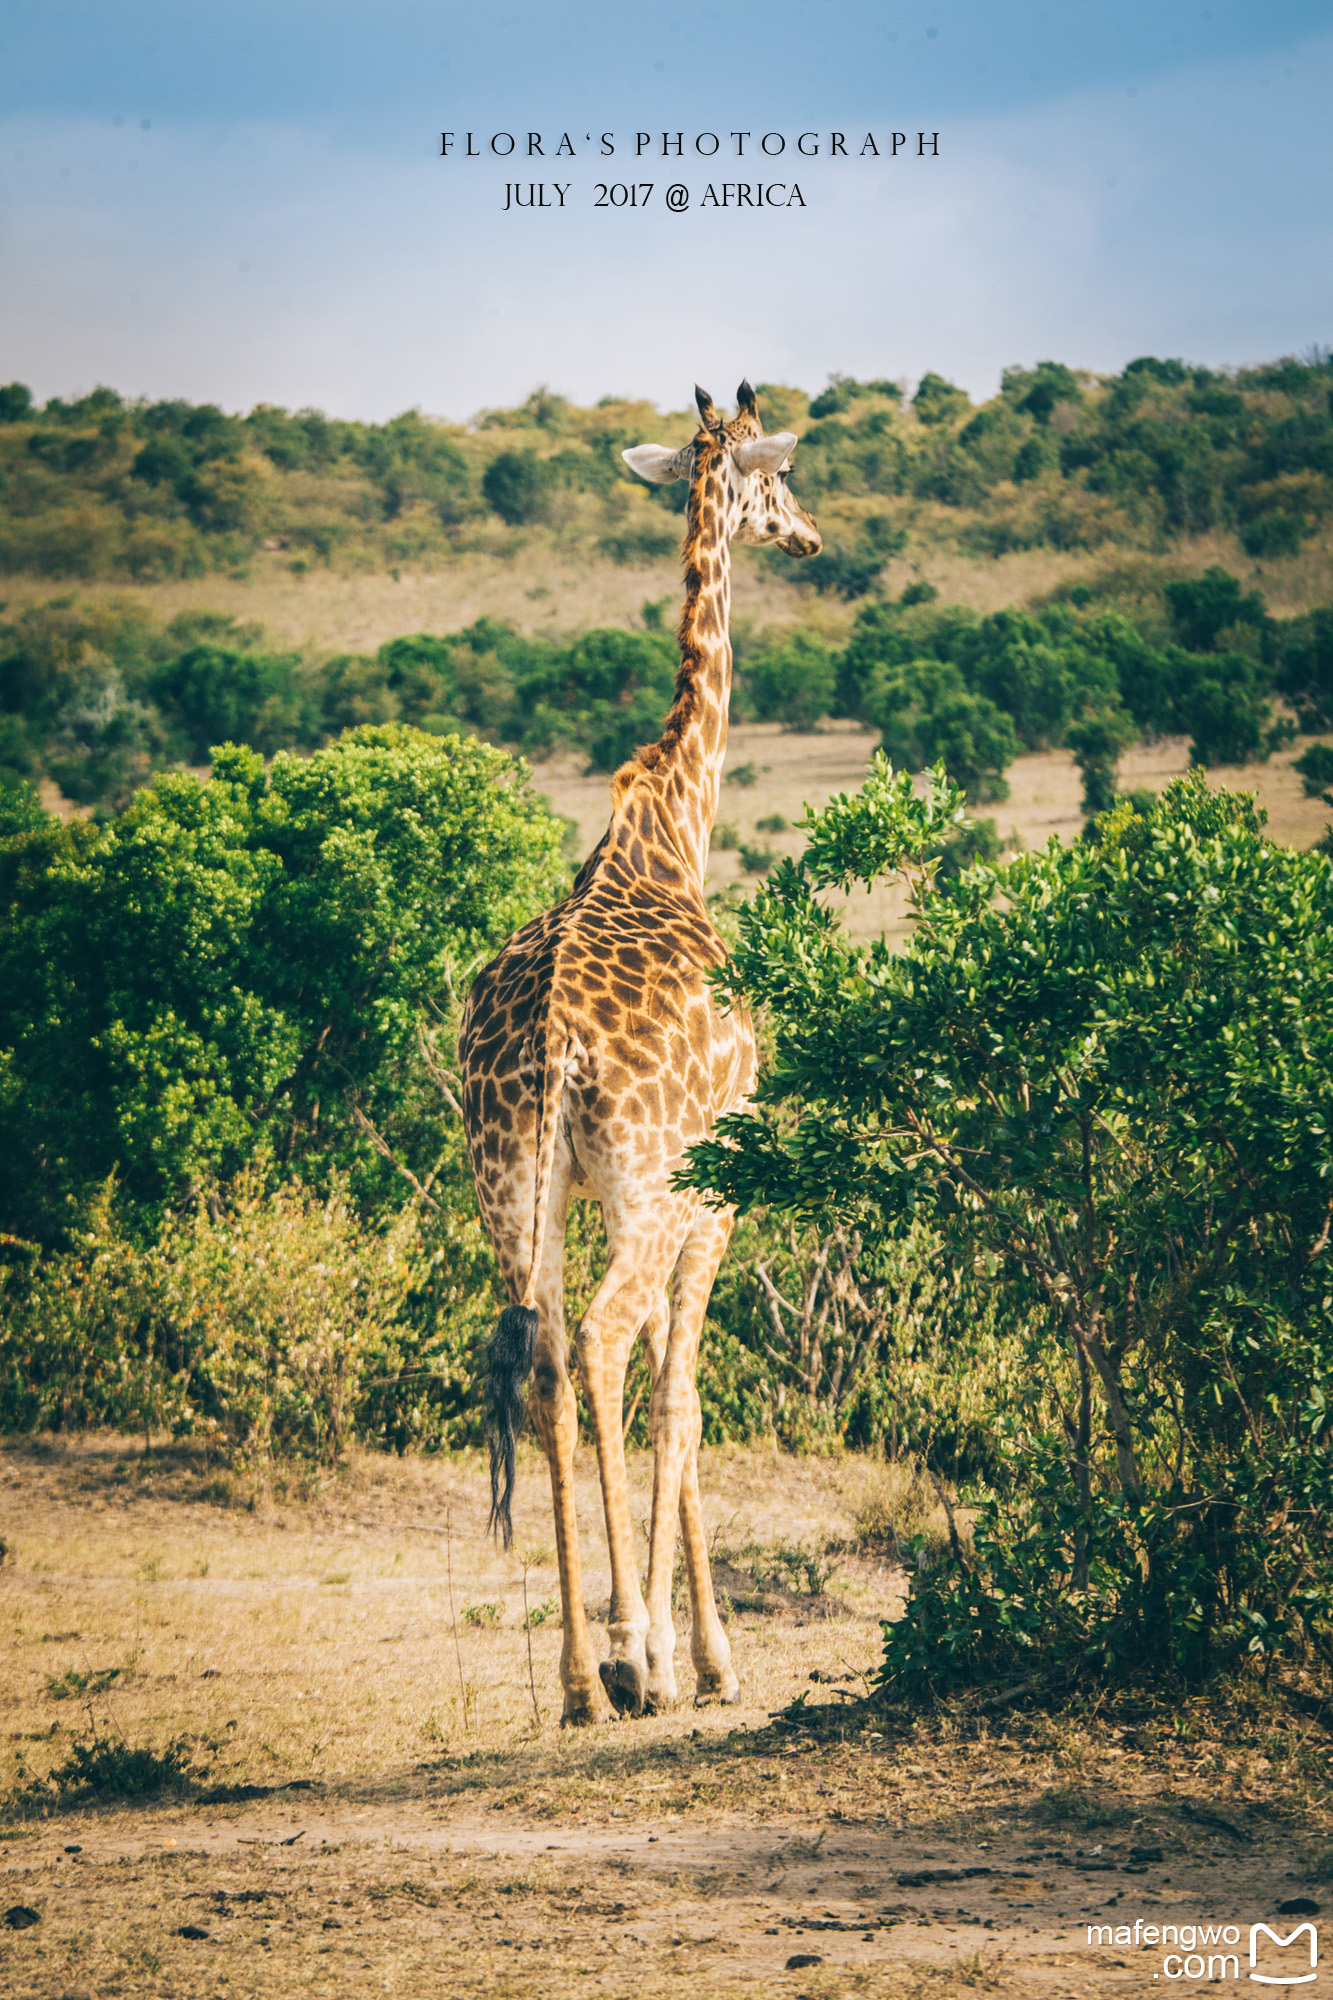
<box><xmin>0</xmin><ymin>1173</ymin><xmax>418</xmax><ymax>1464</ymax></box>
<box><xmin>685</xmin><ymin>763</ymin><xmax>1333</xmax><ymax>1689</ymax></box>
<box><xmin>0</xmin><ymin>726</ymin><xmax>567</xmax><ymax>1239</ymax></box>
<box><xmin>37</xmin><ymin>1726</ymin><xmax>212</xmax><ymax>1799</ymax></box>
<box><xmin>925</xmin><ymin>815</ymin><xmax>1004</xmax><ymax>883</ymax></box>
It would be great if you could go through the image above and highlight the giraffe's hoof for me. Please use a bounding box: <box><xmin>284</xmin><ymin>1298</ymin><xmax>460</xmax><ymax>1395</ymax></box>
<box><xmin>560</xmin><ymin>1692</ymin><xmax>614</xmax><ymax>1728</ymax></box>
<box><xmin>693</xmin><ymin>1672</ymin><xmax>741</xmax><ymax>1707</ymax></box>
<box><xmin>599</xmin><ymin>1657</ymin><xmax>646</xmax><ymax>1719</ymax></box>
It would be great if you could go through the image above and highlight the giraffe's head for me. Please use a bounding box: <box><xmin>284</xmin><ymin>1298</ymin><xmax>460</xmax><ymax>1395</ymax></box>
<box><xmin>622</xmin><ymin>380</ymin><xmax>822</xmax><ymax>557</ymax></box>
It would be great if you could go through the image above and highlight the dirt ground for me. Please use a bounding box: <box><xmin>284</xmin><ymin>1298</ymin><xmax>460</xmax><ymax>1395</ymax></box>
<box><xmin>531</xmin><ymin>722</ymin><xmax>1333</xmax><ymax>944</ymax></box>
<box><xmin>2</xmin><ymin>1439</ymin><xmax>1329</xmax><ymax>1999</ymax></box>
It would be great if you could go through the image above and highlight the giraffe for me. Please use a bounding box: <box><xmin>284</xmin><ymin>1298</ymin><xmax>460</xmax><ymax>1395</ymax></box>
<box><xmin>459</xmin><ymin>380</ymin><xmax>821</xmax><ymax>1724</ymax></box>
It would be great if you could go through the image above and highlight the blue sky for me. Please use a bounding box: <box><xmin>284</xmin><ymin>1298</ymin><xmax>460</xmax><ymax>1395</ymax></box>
<box><xmin>1</xmin><ymin>1</ymin><xmax>1330</xmax><ymax>420</ymax></box>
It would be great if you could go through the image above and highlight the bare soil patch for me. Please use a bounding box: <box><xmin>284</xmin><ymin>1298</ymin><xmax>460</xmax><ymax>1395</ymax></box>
<box><xmin>2</xmin><ymin>1439</ymin><xmax>1327</xmax><ymax>1997</ymax></box>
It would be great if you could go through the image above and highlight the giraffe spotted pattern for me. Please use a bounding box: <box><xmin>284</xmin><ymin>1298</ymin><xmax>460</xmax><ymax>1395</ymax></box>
<box><xmin>460</xmin><ymin>381</ymin><xmax>821</xmax><ymax>1725</ymax></box>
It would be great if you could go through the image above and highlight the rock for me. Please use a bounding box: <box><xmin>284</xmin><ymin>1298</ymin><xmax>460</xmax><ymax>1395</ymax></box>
<box><xmin>174</xmin><ymin>1925</ymin><xmax>210</xmax><ymax>1940</ymax></box>
<box><xmin>786</xmin><ymin>1953</ymin><xmax>823</xmax><ymax>1969</ymax></box>
<box><xmin>4</xmin><ymin>1906</ymin><xmax>40</xmax><ymax>1930</ymax></box>
<box><xmin>1277</xmin><ymin>1898</ymin><xmax>1320</xmax><ymax>1916</ymax></box>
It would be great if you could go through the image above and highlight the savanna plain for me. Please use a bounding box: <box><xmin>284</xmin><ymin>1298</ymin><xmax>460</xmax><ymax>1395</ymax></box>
<box><xmin>5</xmin><ymin>357</ymin><xmax>1333</xmax><ymax>1998</ymax></box>
<box><xmin>2</xmin><ymin>1437</ymin><xmax>1330</xmax><ymax>2000</ymax></box>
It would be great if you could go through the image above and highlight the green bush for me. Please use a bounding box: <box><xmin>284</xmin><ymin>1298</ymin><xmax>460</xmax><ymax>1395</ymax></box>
<box><xmin>0</xmin><ymin>726</ymin><xmax>567</xmax><ymax>1240</ymax></box>
<box><xmin>1067</xmin><ymin>705</ymin><xmax>1137</xmax><ymax>819</ymax></box>
<box><xmin>684</xmin><ymin>763</ymin><xmax>1333</xmax><ymax>1688</ymax></box>
<box><xmin>1273</xmin><ymin>607</ymin><xmax>1333</xmax><ymax>731</ymax></box>
<box><xmin>1293</xmin><ymin>742</ymin><xmax>1333</xmax><ymax>798</ymax></box>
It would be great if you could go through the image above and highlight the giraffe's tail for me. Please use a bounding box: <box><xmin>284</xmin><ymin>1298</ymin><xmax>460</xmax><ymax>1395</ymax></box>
<box><xmin>485</xmin><ymin>1002</ymin><xmax>569</xmax><ymax>1548</ymax></box>
<box><xmin>485</xmin><ymin>1303</ymin><xmax>537</xmax><ymax>1548</ymax></box>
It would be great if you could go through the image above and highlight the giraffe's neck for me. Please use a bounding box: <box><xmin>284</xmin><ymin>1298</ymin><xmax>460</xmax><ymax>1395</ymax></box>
<box><xmin>607</xmin><ymin>441</ymin><xmax>732</xmax><ymax>893</ymax></box>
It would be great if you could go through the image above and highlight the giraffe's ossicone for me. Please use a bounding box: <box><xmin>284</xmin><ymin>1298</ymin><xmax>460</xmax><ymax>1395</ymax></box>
<box><xmin>460</xmin><ymin>380</ymin><xmax>821</xmax><ymax>1725</ymax></box>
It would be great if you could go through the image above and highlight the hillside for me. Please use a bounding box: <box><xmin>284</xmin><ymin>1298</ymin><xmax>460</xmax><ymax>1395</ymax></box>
<box><xmin>1</xmin><ymin>356</ymin><xmax>1331</xmax><ymax>866</ymax></box>
<box><xmin>3</xmin><ymin>355</ymin><xmax>1332</xmax><ymax>595</ymax></box>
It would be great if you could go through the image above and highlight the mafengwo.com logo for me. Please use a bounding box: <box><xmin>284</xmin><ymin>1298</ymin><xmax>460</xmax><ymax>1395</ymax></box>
<box><xmin>1086</xmin><ymin>1917</ymin><xmax>1319</xmax><ymax>1982</ymax></box>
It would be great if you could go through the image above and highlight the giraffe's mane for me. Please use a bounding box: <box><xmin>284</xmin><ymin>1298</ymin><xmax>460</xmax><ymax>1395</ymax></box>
<box><xmin>609</xmin><ymin>419</ymin><xmax>746</xmax><ymax>809</ymax></box>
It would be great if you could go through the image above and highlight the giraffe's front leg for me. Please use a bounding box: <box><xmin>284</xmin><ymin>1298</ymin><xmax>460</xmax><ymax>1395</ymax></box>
<box><xmin>643</xmin><ymin>1293</ymin><xmax>739</xmax><ymax>1707</ymax></box>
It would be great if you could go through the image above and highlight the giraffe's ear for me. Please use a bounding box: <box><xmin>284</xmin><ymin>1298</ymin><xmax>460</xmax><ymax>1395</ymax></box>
<box><xmin>732</xmin><ymin>433</ymin><xmax>797</xmax><ymax>475</ymax></box>
<box><xmin>622</xmin><ymin>443</ymin><xmax>693</xmax><ymax>484</ymax></box>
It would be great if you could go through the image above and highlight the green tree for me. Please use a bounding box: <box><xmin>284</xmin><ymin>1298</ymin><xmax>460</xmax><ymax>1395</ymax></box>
<box><xmin>863</xmin><ymin>658</ymin><xmax>1017</xmax><ymax>802</ymax></box>
<box><xmin>1067</xmin><ymin>704</ymin><xmax>1138</xmax><ymax>819</ymax></box>
<box><xmin>742</xmin><ymin>631</ymin><xmax>837</xmax><ymax>730</ymax></box>
<box><xmin>912</xmin><ymin>373</ymin><xmax>972</xmax><ymax>426</ymax></box>
<box><xmin>1164</xmin><ymin>565</ymin><xmax>1267</xmax><ymax>653</ymax></box>
<box><xmin>149</xmin><ymin>642</ymin><xmax>309</xmax><ymax>762</ymax></box>
<box><xmin>681</xmin><ymin>763</ymin><xmax>1333</xmax><ymax>1685</ymax></box>
<box><xmin>0</xmin><ymin>726</ymin><xmax>567</xmax><ymax>1240</ymax></box>
<box><xmin>1272</xmin><ymin>605</ymin><xmax>1333</xmax><ymax>730</ymax></box>
<box><xmin>482</xmin><ymin>450</ymin><xmax>551</xmax><ymax>525</ymax></box>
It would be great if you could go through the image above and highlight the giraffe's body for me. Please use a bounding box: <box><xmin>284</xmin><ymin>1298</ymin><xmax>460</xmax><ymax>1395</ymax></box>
<box><xmin>460</xmin><ymin>383</ymin><xmax>820</xmax><ymax>1722</ymax></box>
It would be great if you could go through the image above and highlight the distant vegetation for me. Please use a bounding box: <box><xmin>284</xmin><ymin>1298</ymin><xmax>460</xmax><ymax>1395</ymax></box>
<box><xmin>1</xmin><ymin>563</ymin><xmax>1328</xmax><ymax>818</ymax></box>
<box><xmin>2</xmin><ymin>351</ymin><xmax>1332</xmax><ymax>588</ymax></box>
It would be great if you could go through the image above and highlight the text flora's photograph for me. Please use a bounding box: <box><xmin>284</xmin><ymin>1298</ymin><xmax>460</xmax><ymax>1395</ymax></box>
<box><xmin>1</xmin><ymin>2</ymin><xmax>1333</xmax><ymax>1995</ymax></box>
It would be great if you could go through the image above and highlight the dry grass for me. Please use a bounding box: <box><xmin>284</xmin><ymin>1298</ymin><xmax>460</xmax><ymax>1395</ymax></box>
<box><xmin>0</xmin><ymin>1435</ymin><xmax>896</xmax><ymax>1805</ymax></box>
<box><xmin>7</xmin><ymin>511</ymin><xmax>1329</xmax><ymax>657</ymax></box>
<box><xmin>2</xmin><ymin>1436</ymin><xmax>1329</xmax><ymax>1998</ymax></box>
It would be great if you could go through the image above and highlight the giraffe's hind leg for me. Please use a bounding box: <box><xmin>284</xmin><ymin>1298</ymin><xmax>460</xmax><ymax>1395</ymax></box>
<box><xmin>493</xmin><ymin>1153</ymin><xmax>612</xmax><ymax>1726</ymax></box>
<box><xmin>642</xmin><ymin>1204</ymin><xmax>738</xmax><ymax>1712</ymax></box>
